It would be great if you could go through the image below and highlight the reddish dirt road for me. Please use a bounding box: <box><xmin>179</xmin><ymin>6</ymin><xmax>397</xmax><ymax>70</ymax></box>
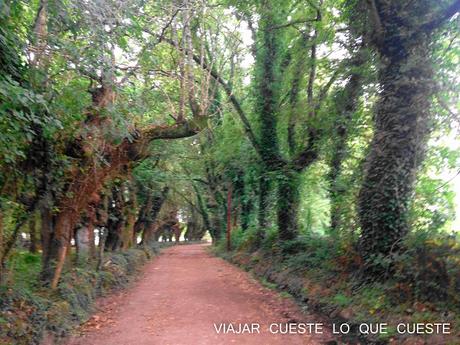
<box><xmin>66</xmin><ymin>244</ymin><xmax>336</xmax><ymax>345</ymax></box>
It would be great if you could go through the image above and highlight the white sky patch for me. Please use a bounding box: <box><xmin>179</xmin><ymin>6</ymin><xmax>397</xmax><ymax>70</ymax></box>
<box><xmin>239</xmin><ymin>21</ymin><xmax>254</xmax><ymax>70</ymax></box>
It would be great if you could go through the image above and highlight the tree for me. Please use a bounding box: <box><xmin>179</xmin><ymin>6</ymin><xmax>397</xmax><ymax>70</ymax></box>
<box><xmin>357</xmin><ymin>0</ymin><xmax>460</xmax><ymax>273</ymax></box>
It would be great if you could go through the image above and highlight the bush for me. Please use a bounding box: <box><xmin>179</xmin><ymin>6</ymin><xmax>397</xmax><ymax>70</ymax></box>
<box><xmin>279</xmin><ymin>234</ymin><xmax>343</xmax><ymax>272</ymax></box>
<box><xmin>0</xmin><ymin>286</ymin><xmax>48</xmax><ymax>345</ymax></box>
<box><xmin>391</xmin><ymin>233</ymin><xmax>460</xmax><ymax>305</ymax></box>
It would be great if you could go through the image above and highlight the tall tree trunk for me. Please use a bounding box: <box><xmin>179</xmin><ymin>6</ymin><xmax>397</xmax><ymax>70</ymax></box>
<box><xmin>86</xmin><ymin>206</ymin><xmax>96</xmax><ymax>259</ymax></box>
<box><xmin>253</xmin><ymin>1</ymin><xmax>286</xmax><ymax>240</ymax></box>
<box><xmin>257</xmin><ymin>174</ymin><xmax>270</xmax><ymax>232</ymax></box>
<box><xmin>29</xmin><ymin>214</ymin><xmax>38</xmax><ymax>253</ymax></box>
<box><xmin>122</xmin><ymin>181</ymin><xmax>137</xmax><ymax>250</ymax></box>
<box><xmin>133</xmin><ymin>193</ymin><xmax>152</xmax><ymax>244</ymax></box>
<box><xmin>277</xmin><ymin>169</ymin><xmax>300</xmax><ymax>241</ymax></box>
<box><xmin>40</xmin><ymin>205</ymin><xmax>56</xmax><ymax>281</ymax></box>
<box><xmin>143</xmin><ymin>223</ymin><xmax>158</xmax><ymax>244</ymax></box>
<box><xmin>50</xmin><ymin>217</ymin><xmax>71</xmax><ymax>289</ymax></box>
<box><xmin>96</xmin><ymin>194</ymin><xmax>109</xmax><ymax>271</ymax></box>
<box><xmin>358</xmin><ymin>43</ymin><xmax>433</xmax><ymax>263</ymax></box>
<box><xmin>75</xmin><ymin>223</ymin><xmax>91</xmax><ymax>264</ymax></box>
<box><xmin>141</xmin><ymin>187</ymin><xmax>169</xmax><ymax>245</ymax></box>
<box><xmin>193</xmin><ymin>184</ymin><xmax>211</xmax><ymax>237</ymax></box>
<box><xmin>204</xmin><ymin>166</ymin><xmax>224</xmax><ymax>242</ymax></box>
<box><xmin>96</xmin><ymin>227</ymin><xmax>108</xmax><ymax>272</ymax></box>
<box><xmin>106</xmin><ymin>186</ymin><xmax>125</xmax><ymax>251</ymax></box>
<box><xmin>123</xmin><ymin>208</ymin><xmax>136</xmax><ymax>250</ymax></box>
<box><xmin>355</xmin><ymin>0</ymin><xmax>458</xmax><ymax>272</ymax></box>
<box><xmin>226</xmin><ymin>185</ymin><xmax>232</xmax><ymax>251</ymax></box>
<box><xmin>240</xmin><ymin>171</ymin><xmax>255</xmax><ymax>233</ymax></box>
<box><xmin>74</xmin><ymin>205</ymin><xmax>96</xmax><ymax>264</ymax></box>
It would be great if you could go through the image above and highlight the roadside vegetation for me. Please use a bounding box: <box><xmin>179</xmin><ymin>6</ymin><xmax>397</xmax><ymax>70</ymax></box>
<box><xmin>1</xmin><ymin>0</ymin><xmax>459</xmax><ymax>344</ymax></box>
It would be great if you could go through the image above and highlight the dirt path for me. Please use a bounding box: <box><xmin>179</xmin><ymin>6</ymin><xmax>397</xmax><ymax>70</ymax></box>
<box><xmin>66</xmin><ymin>244</ymin><xmax>336</xmax><ymax>345</ymax></box>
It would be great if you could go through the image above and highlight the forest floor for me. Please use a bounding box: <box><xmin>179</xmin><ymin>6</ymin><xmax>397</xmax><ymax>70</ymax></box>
<box><xmin>64</xmin><ymin>243</ymin><xmax>338</xmax><ymax>345</ymax></box>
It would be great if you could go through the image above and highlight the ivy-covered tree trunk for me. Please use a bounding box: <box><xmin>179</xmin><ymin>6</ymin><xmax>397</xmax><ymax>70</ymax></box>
<box><xmin>277</xmin><ymin>169</ymin><xmax>300</xmax><ymax>241</ymax></box>
<box><xmin>357</xmin><ymin>0</ymin><xmax>458</xmax><ymax>271</ymax></box>
<box><xmin>240</xmin><ymin>178</ymin><xmax>253</xmax><ymax>232</ymax></box>
<box><xmin>358</xmin><ymin>42</ymin><xmax>433</xmax><ymax>260</ymax></box>
<box><xmin>253</xmin><ymin>1</ymin><xmax>285</xmax><ymax>238</ymax></box>
<box><xmin>257</xmin><ymin>174</ymin><xmax>270</xmax><ymax>231</ymax></box>
<box><xmin>141</xmin><ymin>187</ymin><xmax>169</xmax><ymax>245</ymax></box>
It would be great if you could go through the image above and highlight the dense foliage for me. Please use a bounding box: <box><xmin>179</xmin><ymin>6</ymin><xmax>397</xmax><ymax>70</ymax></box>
<box><xmin>0</xmin><ymin>0</ymin><xmax>459</xmax><ymax>343</ymax></box>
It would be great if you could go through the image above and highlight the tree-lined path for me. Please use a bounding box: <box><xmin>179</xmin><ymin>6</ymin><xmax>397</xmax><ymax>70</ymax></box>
<box><xmin>1</xmin><ymin>1</ymin><xmax>459</xmax><ymax>344</ymax></box>
<box><xmin>65</xmin><ymin>244</ymin><xmax>334</xmax><ymax>345</ymax></box>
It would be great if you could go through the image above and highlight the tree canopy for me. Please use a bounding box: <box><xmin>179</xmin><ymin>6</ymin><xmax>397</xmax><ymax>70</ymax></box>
<box><xmin>0</xmin><ymin>0</ymin><xmax>460</xmax><ymax>343</ymax></box>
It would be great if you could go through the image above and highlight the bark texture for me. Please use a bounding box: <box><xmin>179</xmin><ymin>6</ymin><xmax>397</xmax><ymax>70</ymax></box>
<box><xmin>357</xmin><ymin>0</ymin><xmax>457</xmax><ymax>269</ymax></box>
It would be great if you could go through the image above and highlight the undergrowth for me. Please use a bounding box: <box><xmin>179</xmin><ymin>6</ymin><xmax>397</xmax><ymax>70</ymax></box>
<box><xmin>0</xmin><ymin>242</ymin><xmax>162</xmax><ymax>345</ymax></box>
<box><xmin>214</xmin><ymin>228</ymin><xmax>460</xmax><ymax>344</ymax></box>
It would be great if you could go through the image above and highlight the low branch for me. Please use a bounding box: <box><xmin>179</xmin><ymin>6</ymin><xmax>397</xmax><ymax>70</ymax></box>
<box><xmin>142</xmin><ymin>120</ymin><xmax>203</xmax><ymax>141</ymax></box>
<box><xmin>125</xmin><ymin>119</ymin><xmax>207</xmax><ymax>162</ymax></box>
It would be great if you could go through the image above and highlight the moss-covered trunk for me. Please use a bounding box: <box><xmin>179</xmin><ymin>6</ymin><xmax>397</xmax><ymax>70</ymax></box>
<box><xmin>40</xmin><ymin>205</ymin><xmax>58</xmax><ymax>281</ymax></box>
<box><xmin>141</xmin><ymin>187</ymin><xmax>169</xmax><ymax>245</ymax></box>
<box><xmin>357</xmin><ymin>3</ymin><xmax>438</xmax><ymax>269</ymax></box>
<box><xmin>277</xmin><ymin>168</ymin><xmax>300</xmax><ymax>241</ymax></box>
<box><xmin>358</xmin><ymin>44</ymin><xmax>433</xmax><ymax>260</ymax></box>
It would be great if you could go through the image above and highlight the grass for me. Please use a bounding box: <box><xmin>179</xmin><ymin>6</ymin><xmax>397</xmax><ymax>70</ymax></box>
<box><xmin>6</xmin><ymin>251</ymin><xmax>42</xmax><ymax>290</ymax></box>
<box><xmin>259</xmin><ymin>277</ymin><xmax>277</xmax><ymax>290</ymax></box>
<box><xmin>279</xmin><ymin>291</ymin><xmax>292</xmax><ymax>299</ymax></box>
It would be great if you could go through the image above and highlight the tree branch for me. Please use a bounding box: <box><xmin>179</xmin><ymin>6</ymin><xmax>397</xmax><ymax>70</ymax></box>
<box><xmin>420</xmin><ymin>0</ymin><xmax>460</xmax><ymax>32</ymax></box>
<box><xmin>292</xmin><ymin>129</ymin><xmax>320</xmax><ymax>171</ymax></box>
<box><xmin>155</xmin><ymin>33</ymin><xmax>262</xmax><ymax>156</ymax></box>
<box><xmin>365</xmin><ymin>0</ymin><xmax>384</xmax><ymax>46</ymax></box>
<box><xmin>269</xmin><ymin>18</ymin><xmax>317</xmax><ymax>30</ymax></box>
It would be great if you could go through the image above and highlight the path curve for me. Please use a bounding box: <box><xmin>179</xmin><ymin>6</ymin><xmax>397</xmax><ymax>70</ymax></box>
<box><xmin>66</xmin><ymin>244</ymin><xmax>335</xmax><ymax>345</ymax></box>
